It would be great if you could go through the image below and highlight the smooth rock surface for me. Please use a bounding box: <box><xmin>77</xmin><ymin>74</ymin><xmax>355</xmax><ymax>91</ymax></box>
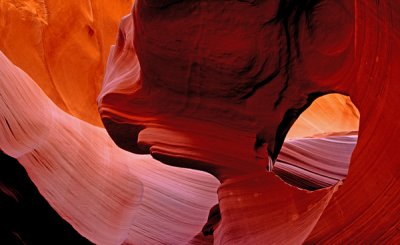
<box><xmin>98</xmin><ymin>0</ymin><xmax>400</xmax><ymax>243</ymax></box>
<box><xmin>0</xmin><ymin>0</ymin><xmax>135</xmax><ymax>126</ymax></box>
<box><xmin>0</xmin><ymin>0</ymin><xmax>399</xmax><ymax>244</ymax></box>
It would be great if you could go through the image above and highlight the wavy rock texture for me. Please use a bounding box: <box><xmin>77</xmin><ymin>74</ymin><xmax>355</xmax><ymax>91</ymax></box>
<box><xmin>274</xmin><ymin>135</ymin><xmax>357</xmax><ymax>190</ymax></box>
<box><xmin>0</xmin><ymin>52</ymin><xmax>219</xmax><ymax>244</ymax></box>
<box><xmin>0</xmin><ymin>0</ymin><xmax>399</xmax><ymax>244</ymax></box>
<box><xmin>0</xmin><ymin>51</ymin><xmax>359</xmax><ymax>244</ymax></box>
<box><xmin>0</xmin><ymin>0</ymin><xmax>134</xmax><ymax>126</ymax></box>
<box><xmin>98</xmin><ymin>0</ymin><xmax>400</xmax><ymax>244</ymax></box>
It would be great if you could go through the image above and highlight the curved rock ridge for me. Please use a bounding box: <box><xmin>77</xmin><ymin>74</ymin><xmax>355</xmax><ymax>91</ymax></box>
<box><xmin>1</xmin><ymin>0</ymin><xmax>399</xmax><ymax>244</ymax></box>
<box><xmin>0</xmin><ymin>52</ymin><xmax>219</xmax><ymax>245</ymax></box>
<box><xmin>274</xmin><ymin>135</ymin><xmax>357</xmax><ymax>190</ymax></box>
<box><xmin>0</xmin><ymin>51</ymin><xmax>366</xmax><ymax>244</ymax></box>
<box><xmin>98</xmin><ymin>0</ymin><xmax>362</xmax><ymax>179</ymax></box>
<box><xmin>0</xmin><ymin>0</ymin><xmax>135</xmax><ymax>126</ymax></box>
<box><xmin>98</xmin><ymin>0</ymin><xmax>400</xmax><ymax>243</ymax></box>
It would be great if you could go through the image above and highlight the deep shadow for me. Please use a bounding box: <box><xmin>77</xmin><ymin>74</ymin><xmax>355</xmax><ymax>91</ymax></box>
<box><xmin>0</xmin><ymin>152</ymin><xmax>93</xmax><ymax>245</ymax></box>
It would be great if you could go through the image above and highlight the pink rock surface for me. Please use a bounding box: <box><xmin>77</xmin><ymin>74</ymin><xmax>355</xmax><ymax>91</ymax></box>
<box><xmin>274</xmin><ymin>135</ymin><xmax>357</xmax><ymax>190</ymax></box>
<box><xmin>0</xmin><ymin>52</ymin><xmax>219</xmax><ymax>244</ymax></box>
<box><xmin>0</xmin><ymin>0</ymin><xmax>399</xmax><ymax>244</ymax></box>
<box><xmin>0</xmin><ymin>51</ymin><xmax>361</xmax><ymax>244</ymax></box>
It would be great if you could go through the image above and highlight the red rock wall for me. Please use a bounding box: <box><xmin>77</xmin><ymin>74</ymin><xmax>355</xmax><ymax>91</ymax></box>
<box><xmin>98</xmin><ymin>0</ymin><xmax>400</xmax><ymax>243</ymax></box>
<box><xmin>0</xmin><ymin>0</ymin><xmax>399</xmax><ymax>244</ymax></box>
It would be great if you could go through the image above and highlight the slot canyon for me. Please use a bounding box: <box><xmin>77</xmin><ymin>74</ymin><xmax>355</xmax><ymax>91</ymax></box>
<box><xmin>0</xmin><ymin>0</ymin><xmax>399</xmax><ymax>244</ymax></box>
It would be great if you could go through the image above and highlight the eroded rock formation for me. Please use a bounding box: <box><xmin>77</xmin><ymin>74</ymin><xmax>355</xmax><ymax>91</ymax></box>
<box><xmin>0</xmin><ymin>0</ymin><xmax>399</xmax><ymax>244</ymax></box>
<box><xmin>0</xmin><ymin>0</ymin><xmax>135</xmax><ymax>126</ymax></box>
<box><xmin>98</xmin><ymin>0</ymin><xmax>400</xmax><ymax>243</ymax></box>
<box><xmin>0</xmin><ymin>52</ymin><xmax>219</xmax><ymax>244</ymax></box>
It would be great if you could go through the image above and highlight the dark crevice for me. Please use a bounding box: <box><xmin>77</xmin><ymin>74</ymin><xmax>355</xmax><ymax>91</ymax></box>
<box><xmin>240</xmin><ymin>1</ymin><xmax>323</xmax><ymax>103</ymax></box>
<box><xmin>0</xmin><ymin>152</ymin><xmax>92</xmax><ymax>245</ymax></box>
<box><xmin>4</xmin><ymin>118</ymin><xmax>14</xmax><ymax>137</ymax></box>
<box><xmin>240</xmin><ymin>68</ymin><xmax>281</xmax><ymax>100</ymax></box>
<box><xmin>202</xmin><ymin>204</ymin><xmax>221</xmax><ymax>236</ymax></box>
<box><xmin>102</xmin><ymin>118</ymin><xmax>148</xmax><ymax>154</ymax></box>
